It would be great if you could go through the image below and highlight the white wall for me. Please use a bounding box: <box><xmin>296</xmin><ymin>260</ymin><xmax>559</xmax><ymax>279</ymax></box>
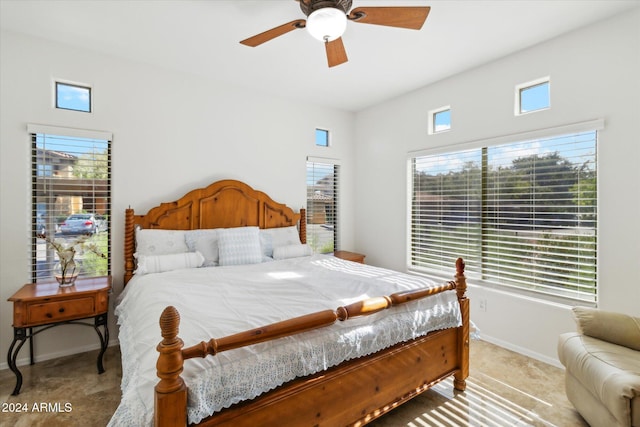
<box><xmin>0</xmin><ymin>31</ymin><xmax>356</xmax><ymax>368</ymax></box>
<box><xmin>354</xmin><ymin>9</ymin><xmax>640</xmax><ymax>365</ymax></box>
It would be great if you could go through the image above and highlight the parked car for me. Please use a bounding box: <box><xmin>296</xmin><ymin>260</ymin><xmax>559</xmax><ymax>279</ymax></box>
<box><xmin>59</xmin><ymin>213</ymin><xmax>99</xmax><ymax>235</ymax></box>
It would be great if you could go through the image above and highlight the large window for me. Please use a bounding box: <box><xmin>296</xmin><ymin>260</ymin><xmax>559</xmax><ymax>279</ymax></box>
<box><xmin>410</xmin><ymin>123</ymin><xmax>598</xmax><ymax>303</ymax></box>
<box><xmin>30</xmin><ymin>125</ymin><xmax>111</xmax><ymax>283</ymax></box>
<box><xmin>306</xmin><ymin>158</ymin><xmax>340</xmax><ymax>253</ymax></box>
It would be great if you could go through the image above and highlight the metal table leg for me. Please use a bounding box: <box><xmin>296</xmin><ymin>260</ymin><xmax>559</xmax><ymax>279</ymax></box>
<box><xmin>7</xmin><ymin>328</ymin><xmax>28</xmax><ymax>395</ymax></box>
<box><xmin>94</xmin><ymin>313</ymin><xmax>109</xmax><ymax>374</ymax></box>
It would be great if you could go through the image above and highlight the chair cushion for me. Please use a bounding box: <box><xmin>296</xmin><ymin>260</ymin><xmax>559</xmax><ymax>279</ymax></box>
<box><xmin>573</xmin><ymin>307</ymin><xmax>640</xmax><ymax>351</ymax></box>
<box><xmin>559</xmin><ymin>332</ymin><xmax>640</xmax><ymax>426</ymax></box>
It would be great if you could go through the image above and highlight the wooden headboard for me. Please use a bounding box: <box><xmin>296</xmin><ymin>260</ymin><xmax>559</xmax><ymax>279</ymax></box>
<box><xmin>124</xmin><ymin>179</ymin><xmax>306</xmax><ymax>285</ymax></box>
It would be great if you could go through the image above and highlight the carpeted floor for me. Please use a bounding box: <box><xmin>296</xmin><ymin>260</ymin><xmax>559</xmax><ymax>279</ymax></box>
<box><xmin>0</xmin><ymin>340</ymin><xmax>587</xmax><ymax>426</ymax></box>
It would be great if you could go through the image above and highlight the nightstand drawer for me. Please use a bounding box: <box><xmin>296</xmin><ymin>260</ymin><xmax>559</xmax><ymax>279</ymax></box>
<box><xmin>334</xmin><ymin>250</ymin><xmax>366</xmax><ymax>264</ymax></box>
<box><xmin>27</xmin><ymin>297</ymin><xmax>95</xmax><ymax>325</ymax></box>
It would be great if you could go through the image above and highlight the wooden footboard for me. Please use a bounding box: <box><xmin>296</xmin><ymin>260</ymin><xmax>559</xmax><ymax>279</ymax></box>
<box><xmin>155</xmin><ymin>258</ymin><xmax>469</xmax><ymax>427</ymax></box>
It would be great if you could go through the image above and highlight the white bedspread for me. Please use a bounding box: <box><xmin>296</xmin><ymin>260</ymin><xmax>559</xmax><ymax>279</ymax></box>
<box><xmin>108</xmin><ymin>255</ymin><xmax>461</xmax><ymax>426</ymax></box>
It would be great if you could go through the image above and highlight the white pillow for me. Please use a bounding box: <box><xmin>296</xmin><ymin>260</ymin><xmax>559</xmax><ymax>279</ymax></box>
<box><xmin>259</xmin><ymin>230</ymin><xmax>274</xmax><ymax>258</ymax></box>
<box><xmin>218</xmin><ymin>227</ymin><xmax>263</xmax><ymax>266</ymax></box>
<box><xmin>135</xmin><ymin>251</ymin><xmax>204</xmax><ymax>275</ymax></box>
<box><xmin>185</xmin><ymin>229</ymin><xmax>219</xmax><ymax>267</ymax></box>
<box><xmin>261</xmin><ymin>226</ymin><xmax>301</xmax><ymax>252</ymax></box>
<box><xmin>135</xmin><ymin>228</ymin><xmax>188</xmax><ymax>256</ymax></box>
<box><xmin>273</xmin><ymin>244</ymin><xmax>312</xmax><ymax>260</ymax></box>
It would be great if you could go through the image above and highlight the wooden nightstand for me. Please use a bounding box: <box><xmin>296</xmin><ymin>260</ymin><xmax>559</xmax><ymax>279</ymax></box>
<box><xmin>6</xmin><ymin>276</ymin><xmax>111</xmax><ymax>395</ymax></box>
<box><xmin>333</xmin><ymin>250</ymin><xmax>366</xmax><ymax>264</ymax></box>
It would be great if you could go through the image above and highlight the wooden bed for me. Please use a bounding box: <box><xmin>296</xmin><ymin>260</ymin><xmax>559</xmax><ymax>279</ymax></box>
<box><xmin>123</xmin><ymin>179</ymin><xmax>470</xmax><ymax>427</ymax></box>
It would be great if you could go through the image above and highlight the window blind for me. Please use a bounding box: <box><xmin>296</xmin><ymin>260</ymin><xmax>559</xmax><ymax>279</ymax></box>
<box><xmin>30</xmin><ymin>131</ymin><xmax>111</xmax><ymax>283</ymax></box>
<box><xmin>410</xmin><ymin>130</ymin><xmax>597</xmax><ymax>303</ymax></box>
<box><xmin>410</xmin><ymin>148</ymin><xmax>483</xmax><ymax>274</ymax></box>
<box><xmin>306</xmin><ymin>160</ymin><xmax>340</xmax><ymax>253</ymax></box>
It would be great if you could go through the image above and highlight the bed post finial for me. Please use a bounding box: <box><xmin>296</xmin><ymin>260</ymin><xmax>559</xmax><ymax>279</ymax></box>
<box><xmin>155</xmin><ymin>306</ymin><xmax>187</xmax><ymax>427</ymax></box>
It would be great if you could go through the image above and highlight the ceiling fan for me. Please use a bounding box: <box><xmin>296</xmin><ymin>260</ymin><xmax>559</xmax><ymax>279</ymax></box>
<box><xmin>240</xmin><ymin>0</ymin><xmax>430</xmax><ymax>68</ymax></box>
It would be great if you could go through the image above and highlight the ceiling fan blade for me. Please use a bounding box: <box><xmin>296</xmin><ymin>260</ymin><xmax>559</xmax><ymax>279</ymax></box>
<box><xmin>240</xmin><ymin>19</ymin><xmax>306</xmax><ymax>47</ymax></box>
<box><xmin>325</xmin><ymin>37</ymin><xmax>348</xmax><ymax>68</ymax></box>
<box><xmin>348</xmin><ymin>6</ymin><xmax>430</xmax><ymax>30</ymax></box>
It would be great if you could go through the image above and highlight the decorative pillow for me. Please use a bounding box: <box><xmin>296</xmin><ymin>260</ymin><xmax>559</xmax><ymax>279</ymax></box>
<box><xmin>185</xmin><ymin>229</ymin><xmax>220</xmax><ymax>267</ymax></box>
<box><xmin>573</xmin><ymin>306</ymin><xmax>640</xmax><ymax>351</ymax></box>
<box><xmin>135</xmin><ymin>251</ymin><xmax>204</xmax><ymax>275</ymax></box>
<box><xmin>135</xmin><ymin>228</ymin><xmax>188</xmax><ymax>256</ymax></box>
<box><xmin>273</xmin><ymin>244</ymin><xmax>312</xmax><ymax>260</ymax></box>
<box><xmin>218</xmin><ymin>227</ymin><xmax>263</xmax><ymax>266</ymax></box>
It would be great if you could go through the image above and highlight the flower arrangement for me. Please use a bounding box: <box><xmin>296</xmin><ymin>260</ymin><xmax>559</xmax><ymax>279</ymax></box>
<box><xmin>38</xmin><ymin>233</ymin><xmax>106</xmax><ymax>286</ymax></box>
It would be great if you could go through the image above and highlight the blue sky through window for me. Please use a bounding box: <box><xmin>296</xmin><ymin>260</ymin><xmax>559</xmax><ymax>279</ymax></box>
<box><xmin>315</xmin><ymin>128</ymin><xmax>329</xmax><ymax>147</ymax></box>
<box><xmin>434</xmin><ymin>109</ymin><xmax>451</xmax><ymax>132</ymax></box>
<box><xmin>520</xmin><ymin>81</ymin><xmax>549</xmax><ymax>113</ymax></box>
<box><xmin>415</xmin><ymin>131</ymin><xmax>596</xmax><ymax>174</ymax></box>
<box><xmin>56</xmin><ymin>82</ymin><xmax>91</xmax><ymax>112</ymax></box>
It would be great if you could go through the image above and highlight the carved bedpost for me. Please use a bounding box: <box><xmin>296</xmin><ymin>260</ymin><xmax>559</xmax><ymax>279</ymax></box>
<box><xmin>155</xmin><ymin>306</ymin><xmax>187</xmax><ymax>427</ymax></box>
<box><xmin>453</xmin><ymin>257</ymin><xmax>469</xmax><ymax>391</ymax></box>
<box><xmin>454</xmin><ymin>258</ymin><xmax>467</xmax><ymax>300</ymax></box>
<box><xmin>124</xmin><ymin>208</ymin><xmax>135</xmax><ymax>285</ymax></box>
<box><xmin>299</xmin><ymin>208</ymin><xmax>307</xmax><ymax>244</ymax></box>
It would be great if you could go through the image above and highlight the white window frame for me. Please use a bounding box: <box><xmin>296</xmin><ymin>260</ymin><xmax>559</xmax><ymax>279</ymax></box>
<box><xmin>428</xmin><ymin>105</ymin><xmax>451</xmax><ymax>135</ymax></box>
<box><xmin>515</xmin><ymin>76</ymin><xmax>550</xmax><ymax>116</ymax></box>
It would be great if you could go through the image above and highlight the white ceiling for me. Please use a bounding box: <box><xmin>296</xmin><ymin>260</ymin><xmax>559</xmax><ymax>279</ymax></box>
<box><xmin>1</xmin><ymin>0</ymin><xmax>639</xmax><ymax>112</ymax></box>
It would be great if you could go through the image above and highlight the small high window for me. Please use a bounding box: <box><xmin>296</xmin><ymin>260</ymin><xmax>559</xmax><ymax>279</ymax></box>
<box><xmin>428</xmin><ymin>106</ymin><xmax>451</xmax><ymax>134</ymax></box>
<box><xmin>315</xmin><ymin>128</ymin><xmax>330</xmax><ymax>147</ymax></box>
<box><xmin>56</xmin><ymin>82</ymin><xmax>91</xmax><ymax>113</ymax></box>
<box><xmin>516</xmin><ymin>77</ymin><xmax>550</xmax><ymax>115</ymax></box>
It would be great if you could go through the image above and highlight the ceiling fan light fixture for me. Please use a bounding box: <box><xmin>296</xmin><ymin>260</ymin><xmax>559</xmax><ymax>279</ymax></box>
<box><xmin>306</xmin><ymin>7</ymin><xmax>347</xmax><ymax>42</ymax></box>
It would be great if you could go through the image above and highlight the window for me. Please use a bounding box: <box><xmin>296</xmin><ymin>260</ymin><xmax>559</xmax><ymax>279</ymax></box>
<box><xmin>516</xmin><ymin>77</ymin><xmax>550</xmax><ymax>115</ymax></box>
<box><xmin>315</xmin><ymin>128</ymin><xmax>330</xmax><ymax>147</ymax></box>
<box><xmin>429</xmin><ymin>106</ymin><xmax>451</xmax><ymax>134</ymax></box>
<box><xmin>56</xmin><ymin>81</ymin><xmax>92</xmax><ymax>112</ymax></box>
<box><xmin>30</xmin><ymin>125</ymin><xmax>111</xmax><ymax>283</ymax></box>
<box><xmin>410</xmin><ymin>123</ymin><xmax>599</xmax><ymax>303</ymax></box>
<box><xmin>306</xmin><ymin>158</ymin><xmax>340</xmax><ymax>253</ymax></box>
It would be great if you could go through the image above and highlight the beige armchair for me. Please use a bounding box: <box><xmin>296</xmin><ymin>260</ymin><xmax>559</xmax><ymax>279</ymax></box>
<box><xmin>558</xmin><ymin>307</ymin><xmax>640</xmax><ymax>427</ymax></box>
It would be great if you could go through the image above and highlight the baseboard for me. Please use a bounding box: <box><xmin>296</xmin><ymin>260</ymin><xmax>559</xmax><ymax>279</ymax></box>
<box><xmin>0</xmin><ymin>338</ymin><xmax>119</xmax><ymax>371</ymax></box>
<box><xmin>480</xmin><ymin>335</ymin><xmax>564</xmax><ymax>369</ymax></box>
